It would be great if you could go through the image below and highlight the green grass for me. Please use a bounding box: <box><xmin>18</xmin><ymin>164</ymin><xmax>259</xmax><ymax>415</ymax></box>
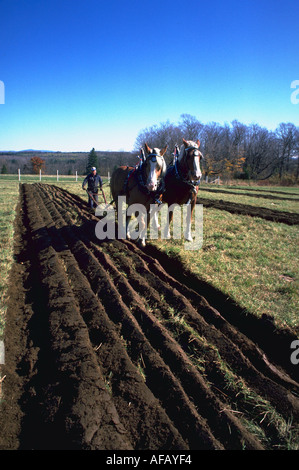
<box><xmin>0</xmin><ymin>182</ymin><xmax>20</xmax><ymax>338</ymax></box>
<box><xmin>151</xmin><ymin>207</ymin><xmax>299</xmax><ymax>331</ymax></box>
<box><xmin>206</xmin><ymin>182</ymin><xmax>299</xmax><ymax>194</ymax></box>
<box><xmin>198</xmin><ymin>188</ymin><xmax>299</xmax><ymax>213</ymax></box>
<box><xmin>200</xmin><ymin>183</ymin><xmax>299</xmax><ymax>198</ymax></box>
<box><xmin>0</xmin><ymin>174</ymin><xmax>86</xmax><ymax>183</ymax></box>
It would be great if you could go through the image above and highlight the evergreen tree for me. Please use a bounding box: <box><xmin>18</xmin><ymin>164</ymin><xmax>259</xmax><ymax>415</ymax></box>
<box><xmin>86</xmin><ymin>148</ymin><xmax>98</xmax><ymax>174</ymax></box>
<box><xmin>1</xmin><ymin>164</ymin><xmax>8</xmax><ymax>174</ymax></box>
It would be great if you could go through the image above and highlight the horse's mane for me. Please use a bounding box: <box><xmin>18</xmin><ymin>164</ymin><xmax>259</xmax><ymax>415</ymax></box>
<box><xmin>178</xmin><ymin>140</ymin><xmax>199</xmax><ymax>161</ymax></box>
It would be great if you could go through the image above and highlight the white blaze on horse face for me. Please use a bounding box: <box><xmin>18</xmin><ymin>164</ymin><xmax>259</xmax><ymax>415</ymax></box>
<box><xmin>146</xmin><ymin>158</ymin><xmax>159</xmax><ymax>191</ymax></box>
<box><xmin>193</xmin><ymin>156</ymin><xmax>202</xmax><ymax>180</ymax></box>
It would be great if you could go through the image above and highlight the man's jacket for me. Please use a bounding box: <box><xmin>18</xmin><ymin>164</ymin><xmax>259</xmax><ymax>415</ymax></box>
<box><xmin>82</xmin><ymin>173</ymin><xmax>103</xmax><ymax>193</ymax></box>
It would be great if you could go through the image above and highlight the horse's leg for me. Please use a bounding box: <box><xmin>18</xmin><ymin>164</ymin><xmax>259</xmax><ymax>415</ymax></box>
<box><xmin>184</xmin><ymin>198</ymin><xmax>195</xmax><ymax>241</ymax></box>
<box><xmin>163</xmin><ymin>207</ymin><xmax>172</xmax><ymax>239</ymax></box>
<box><xmin>138</xmin><ymin>210</ymin><xmax>148</xmax><ymax>247</ymax></box>
<box><xmin>152</xmin><ymin>211</ymin><xmax>160</xmax><ymax>231</ymax></box>
<box><xmin>126</xmin><ymin>213</ymin><xmax>132</xmax><ymax>239</ymax></box>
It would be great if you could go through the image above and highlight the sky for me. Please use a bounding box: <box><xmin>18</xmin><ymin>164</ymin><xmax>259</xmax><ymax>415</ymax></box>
<box><xmin>0</xmin><ymin>0</ymin><xmax>298</xmax><ymax>152</ymax></box>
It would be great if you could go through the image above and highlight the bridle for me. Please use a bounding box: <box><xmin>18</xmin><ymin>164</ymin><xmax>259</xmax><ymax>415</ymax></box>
<box><xmin>171</xmin><ymin>144</ymin><xmax>202</xmax><ymax>204</ymax></box>
<box><xmin>124</xmin><ymin>151</ymin><xmax>166</xmax><ymax>204</ymax></box>
<box><xmin>138</xmin><ymin>153</ymin><xmax>166</xmax><ymax>202</ymax></box>
<box><xmin>174</xmin><ymin>145</ymin><xmax>202</xmax><ymax>184</ymax></box>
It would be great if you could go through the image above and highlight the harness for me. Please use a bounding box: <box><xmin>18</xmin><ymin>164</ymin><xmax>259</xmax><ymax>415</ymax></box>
<box><xmin>124</xmin><ymin>155</ymin><xmax>165</xmax><ymax>205</ymax></box>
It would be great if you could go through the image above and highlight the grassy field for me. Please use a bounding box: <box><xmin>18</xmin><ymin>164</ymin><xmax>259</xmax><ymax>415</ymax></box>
<box><xmin>0</xmin><ymin>174</ymin><xmax>86</xmax><ymax>183</ymax></box>
<box><xmin>198</xmin><ymin>188</ymin><xmax>299</xmax><ymax>214</ymax></box>
<box><xmin>0</xmin><ymin>182</ymin><xmax>20</xmax><ymax>338</ymax></box>
<box><xmin>152</xmin><ymin>208</ymin><xmax>298</xmax><ymax>330</ymax></box>
<box><xmin>155</xmin><ymin>183</ymin><xmax>299</xmax><ymax>331</ymax></box>
<box><xmin>0</xmin><ymin>179</ymin><xmax>298</xmax><ymax>339</ymax></box>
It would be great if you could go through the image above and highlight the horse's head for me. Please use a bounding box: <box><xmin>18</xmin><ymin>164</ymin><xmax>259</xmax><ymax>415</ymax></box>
<box><xmin>143</xmin><ymin>143</ymin><xmax>167</xmax><ymax>192</ymax></box>
<box><xmin>178</xmin><ymin>139</ymin><xmax>203</xmax><ymax>182</ymax></box>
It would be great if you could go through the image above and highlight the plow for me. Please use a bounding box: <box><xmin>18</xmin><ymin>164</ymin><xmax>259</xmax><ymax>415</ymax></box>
<box><xmin>86</xmin><ymin>186</ymin><xmax>108</xmax><ymax>206</ymax></box>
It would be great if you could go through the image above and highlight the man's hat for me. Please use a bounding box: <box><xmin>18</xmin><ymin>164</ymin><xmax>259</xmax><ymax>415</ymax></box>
<box><xmin>91</xmin><ymin>167</ymin><xmax>96</xmax><ymax>171</ymax></box>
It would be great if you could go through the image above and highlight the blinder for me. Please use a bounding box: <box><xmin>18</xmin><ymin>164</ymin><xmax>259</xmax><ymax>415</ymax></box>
<box><xmin>147</xmin><ymin>154</ymin><xmax>165</xmax><ymax>169</ymax></box>
<box><xmin>185</xmin><ymin>146</ymin><xmax>202</xmax><ymax>159</ymax></box>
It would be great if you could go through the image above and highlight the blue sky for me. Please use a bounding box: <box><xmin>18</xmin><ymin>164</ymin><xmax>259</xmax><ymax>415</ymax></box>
<box><xmin>0</xmin><ymin>0</ymin><xmax>298</xmax><ymax>152</ymax></box>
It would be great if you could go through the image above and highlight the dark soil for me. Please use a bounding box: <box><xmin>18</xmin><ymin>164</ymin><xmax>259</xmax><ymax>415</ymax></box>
<box><xmin>0</xmin><ymin>183</ymin><xmax>298</xmax><ymax>450</ymax></box>
<box><xmin>199</xmin><ymin>187</ymin><xmax>299</xmax><ymax>202</ymax></box>
<box><xmin>197</xmin><ymin>196</ymin><xmax>299</xmax><ymax>225</ymax></box>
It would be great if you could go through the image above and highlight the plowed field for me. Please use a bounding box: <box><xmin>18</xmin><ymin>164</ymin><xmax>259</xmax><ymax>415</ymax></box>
<box><xmin>197</xmin><ymin>196</ymin><xmax>299</xmax><ymax>225</ymax></box>
<box><xmin>0</xmin><ymin>183</ymin><xmax>298</xmax><ymax>450</ymax></box>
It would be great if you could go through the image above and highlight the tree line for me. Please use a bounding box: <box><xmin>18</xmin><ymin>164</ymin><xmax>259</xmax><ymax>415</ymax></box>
<box><xmin>134</xmin><ymin>114</ymin><xmax>299</xmax><ymax>182</ymax></box>
<box><xmin>0</xmin><ymin>149</ymin><xmax>137</xmax><ymax>177</ymax></box>
<box><xmin>1</xmin><ymin>115</ymin><xmax>298</xmax><ymax>183</ymax></box>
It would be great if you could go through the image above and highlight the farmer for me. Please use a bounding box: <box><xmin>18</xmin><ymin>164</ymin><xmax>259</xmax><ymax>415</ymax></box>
<box><xmin>82</xmin><ymin>166</ymin><xmax>103</xmax><ymax>208</ymax></box>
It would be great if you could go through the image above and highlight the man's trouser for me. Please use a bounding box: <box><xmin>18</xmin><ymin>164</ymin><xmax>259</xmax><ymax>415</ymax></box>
<box><xmin>88</xmin><ymin>191</ymin><xmax>98</xmax><ymax>208</ymax></box>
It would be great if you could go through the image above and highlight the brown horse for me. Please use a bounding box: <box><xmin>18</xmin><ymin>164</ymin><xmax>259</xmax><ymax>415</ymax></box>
<box><xmin>110</xmin><ymin>143</ymin><xmax>167</xmax><ymax>246</ymax></box>
<box><xmin>161</xmin><ymin>139</ymin><xmax>203</xmax><ymax>241</ymax></box>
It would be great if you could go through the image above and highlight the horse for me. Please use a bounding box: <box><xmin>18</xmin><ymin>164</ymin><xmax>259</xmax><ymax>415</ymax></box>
<box><xmin>110</xmin><ymin>143</ymin><xmax>167</xmax><ymax>246</ymax></box>
<box><xmin>161</xmin><ymin>139</ymin><xmax>203</xmax><ymax>241</ymax></box>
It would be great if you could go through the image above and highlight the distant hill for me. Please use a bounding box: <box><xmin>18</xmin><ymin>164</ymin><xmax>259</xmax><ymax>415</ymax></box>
<box><xmin>22</xmin><ymin>149</ymin><xmax>57</xmax><ymax>153</ymax></box>
<box><xmin>0</xmin><ymin>149</ymin><xmax>56</xmax><ymax>153</ymax></box>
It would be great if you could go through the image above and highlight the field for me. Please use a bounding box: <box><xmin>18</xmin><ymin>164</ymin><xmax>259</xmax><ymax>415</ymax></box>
<box><xmin>0</xmin><ymin>180</ymin><xmax>298</xmax><ymax>450</ymax></box>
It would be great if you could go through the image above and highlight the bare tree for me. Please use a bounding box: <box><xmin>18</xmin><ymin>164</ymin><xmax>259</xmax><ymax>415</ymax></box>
<box><xmin>134</xmin><ymin>120</ymin><xmax>182</xmax><ymax>164</ymax></box>
<box><xmin>178</xmin><ymin>114</ymin><xmax>203</xmax><ymax>141</ymax></box>
<box><xmin>275</xmin><ymin>123</ymin><xmax>298</xmax><ymax>179</ymax></box>
<box><xmin>134</xmin><ymin>117</ymin><xmax>298</xmax><ymax>181</ymax></box>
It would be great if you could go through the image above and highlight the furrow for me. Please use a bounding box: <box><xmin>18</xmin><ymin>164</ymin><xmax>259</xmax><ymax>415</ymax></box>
<box><xmin>33</xmin><ymin>184</ymin><xmax>189</xmax><ymax>450</ymax></box>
